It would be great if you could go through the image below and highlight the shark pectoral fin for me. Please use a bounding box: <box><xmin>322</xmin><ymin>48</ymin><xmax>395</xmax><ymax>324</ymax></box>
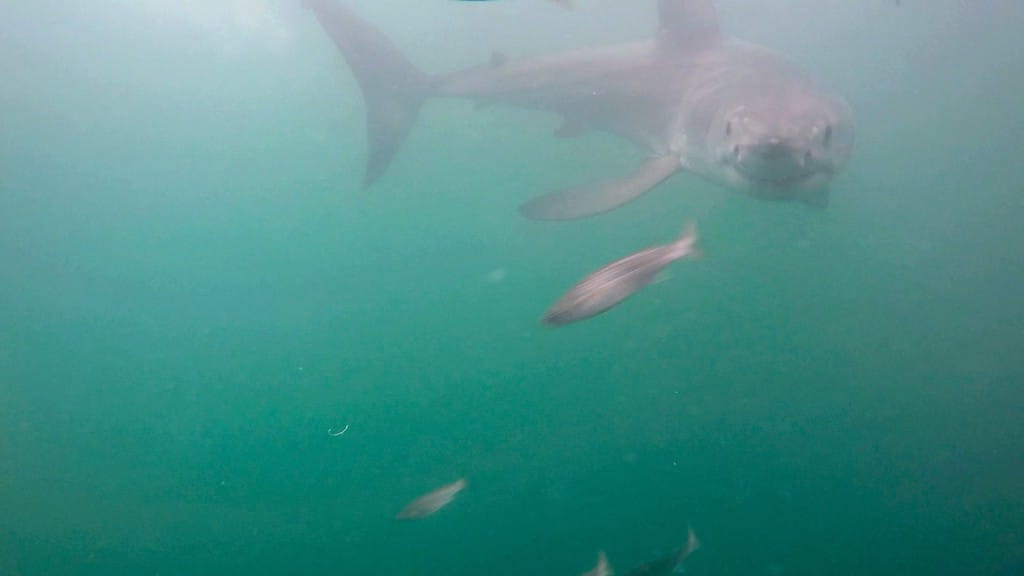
<box><xmin>519</xmin><ymin>155</ymin><xmax>679</xmax><ymax>220</ymax></box>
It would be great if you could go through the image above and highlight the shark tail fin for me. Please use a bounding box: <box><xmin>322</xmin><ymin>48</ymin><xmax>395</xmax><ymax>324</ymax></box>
<box><xmin>305</xmin><ymin>0</ymin><xmax>431</xmax><ymax>187</ymax></box>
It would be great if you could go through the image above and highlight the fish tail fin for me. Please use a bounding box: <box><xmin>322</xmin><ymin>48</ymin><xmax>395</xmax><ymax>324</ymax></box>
<box><xmin>305</xmin><ymin>0</ymin><xmax>432</xmax><ymax>187</ymax></box>
<box><xmin>597</xmin><ymin>550</ymin><xmax>613</xmax><ymax>576</ymax></box>
<box><xmin>674</xmin><ymin>221</ymin><xmax>701</xmax><ymax>259</ymax></box>
<box><xmin>667</xmin><ymin>525</ymin><xmax>702</xmax><ymax>571</ymax></box>
<box><xmin>682</xmin><ymin>524</ymin><xmax>702</xmax><ymax>559</ymax></box>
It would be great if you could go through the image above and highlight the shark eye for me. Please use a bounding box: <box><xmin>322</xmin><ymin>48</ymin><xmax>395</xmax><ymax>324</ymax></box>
<box><xmin>725</xmin><ymin>121</ymin><xmax>732</xmax><ymax>137</ymax></box>
<box><xmin>823</xmin><ymin>125</ymin><xmax>832</xmax><ymax>146</ymax></box>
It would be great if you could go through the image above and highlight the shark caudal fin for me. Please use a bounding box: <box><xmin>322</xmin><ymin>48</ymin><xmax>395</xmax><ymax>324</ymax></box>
<box><xmin>304</xmin><ymin>0</ymin><xmax>431</xmax><ymax>187</ymax></box>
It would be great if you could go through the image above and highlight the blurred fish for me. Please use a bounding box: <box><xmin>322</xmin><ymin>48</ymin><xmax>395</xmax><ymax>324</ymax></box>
<box><xmin>395</xmin><ymin>478</ymin><xmax>466</xmax><ymax>519</ymax></box>
<box><xmin>543</xmin><ymin>223</ymin><xmax>700</xmax><ymax>326</ymax></box>
<box><xmin>304</xmin><ymin>0</ymin><xmax>852</xmax><ymax>216</ymax></box>
<box><xmin>583</xmin><ymin>551</ymin><xmax>613</xmax><ymax>576</ymax></box>
<box><xmin>623</xmin><ymin>527</ymin><xmax>701</xmax><ymax>576</ymax></box>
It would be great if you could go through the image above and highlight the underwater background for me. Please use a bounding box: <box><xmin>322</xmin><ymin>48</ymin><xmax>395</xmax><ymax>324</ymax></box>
<box><xmin>1</xmin><ymin>1</ymin><xmax>1021</xmax><ymax>574</ymax></box>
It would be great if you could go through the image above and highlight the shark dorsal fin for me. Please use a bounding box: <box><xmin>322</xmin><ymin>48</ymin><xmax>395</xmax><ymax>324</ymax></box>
<box><xmin>657</xmin><ymin>0</ymin><xmax>721</xmax><ymax>51</ymax></box>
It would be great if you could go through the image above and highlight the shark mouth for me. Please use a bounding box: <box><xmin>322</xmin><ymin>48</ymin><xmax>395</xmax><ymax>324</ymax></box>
<box><xmin>749</xmin><ymin>170</ymin><xmax>819</xmax><ymax>188</ymax></box>
<box><xmin>733</xmin><ymin>146</ymin><xmax>831</xmax><ymax>190</ymax></box>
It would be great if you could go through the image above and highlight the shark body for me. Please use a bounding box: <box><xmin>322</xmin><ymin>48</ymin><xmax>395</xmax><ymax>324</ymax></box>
<box><xmin>305</xmin><ymin>0</ymin><xmax>853</xmax><ymax>217</ymax></box>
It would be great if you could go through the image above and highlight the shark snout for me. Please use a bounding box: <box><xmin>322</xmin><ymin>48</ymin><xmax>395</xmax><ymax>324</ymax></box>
<box><xmin>723</xmin><ymin>111</ymin><xmax>848</xmax><ymax>184</ymax></box>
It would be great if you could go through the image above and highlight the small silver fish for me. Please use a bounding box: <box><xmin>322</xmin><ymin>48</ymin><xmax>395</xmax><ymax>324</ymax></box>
<box><xmin>582</xmin><ymin>550</ymin><xmax>613</xmax><ymax>576</ymax></box>
<box><xmin>543</xmin><ymin>223</ymin><xmax>700</xmax><ymax>326</ymax></box>
<box><xmin>395</xmin><ymin>478</ymin><xmax>467</xmax><ymax>520</ymax></box>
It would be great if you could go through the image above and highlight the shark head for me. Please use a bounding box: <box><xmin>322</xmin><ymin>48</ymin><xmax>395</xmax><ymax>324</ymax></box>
<box><xmin>705</xmin><ymin>84</ymin><xmax>854</xmax><ymax>206</ymax></box>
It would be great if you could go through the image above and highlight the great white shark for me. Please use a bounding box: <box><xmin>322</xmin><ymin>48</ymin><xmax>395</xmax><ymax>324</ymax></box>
<box><xmin>304</xmin><ymin>0</ymin><xmax>854</xmax><ymax>218</ymax></box>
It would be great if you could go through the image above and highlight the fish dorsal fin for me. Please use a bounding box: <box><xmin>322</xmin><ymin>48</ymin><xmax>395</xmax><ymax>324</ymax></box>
<box><xmin>657</xmin><ymin>0</ymin><xmax>721</xmax><ymax>52</ymax></box>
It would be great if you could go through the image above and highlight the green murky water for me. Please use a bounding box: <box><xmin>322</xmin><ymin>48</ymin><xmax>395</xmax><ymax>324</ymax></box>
<box><xmin>1</xmin><ymin>1</ymin><xmax>1021</xmax><ymax>575</ymax></box>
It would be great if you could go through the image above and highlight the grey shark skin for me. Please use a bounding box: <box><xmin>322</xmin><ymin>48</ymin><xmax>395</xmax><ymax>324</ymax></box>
<box><xmin>543</xmin><ymin>223</ymin><xmax>699</xmax><ymax>325</ymax></box>
<box><xmin>304</xmin><ymin>0</ymin><xmax>853</xmax><ymax>217</ymax></box>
